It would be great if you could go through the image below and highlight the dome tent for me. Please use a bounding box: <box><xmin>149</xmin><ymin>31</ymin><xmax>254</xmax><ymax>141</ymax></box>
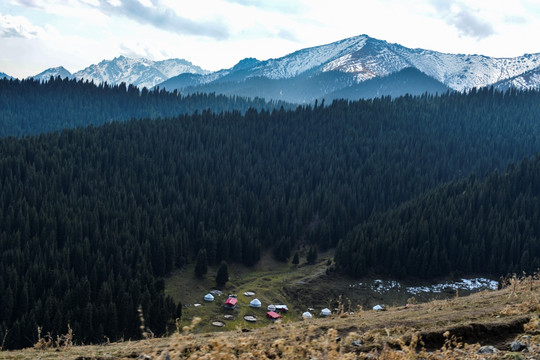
<box><xmin>267</xmin><ymin>304</ymin><xmax>276</xmax><ymax>312</ymax></box>
<box><xmin>321</xmin><ymin>308</ymin><xmax>331</xmax><ymax>316</ymax></box>
<box><xmin>302</xmin><ymin>311</ymin><xmax>313</xmax><ymax>319</ymax></box>
<box><xmin>373</xmin><ymin>305</ymin><xmax>384</xmax><ymax>311</ymax></box>
<box><xmin>249</xmin><ymin>298</ymin><xmax>262</xmax><ymax>308</ymax></box>
<box><xmin>204</xmin><ymin>293</ymin><xmax>214</xmax><ymax>302</ymax></box>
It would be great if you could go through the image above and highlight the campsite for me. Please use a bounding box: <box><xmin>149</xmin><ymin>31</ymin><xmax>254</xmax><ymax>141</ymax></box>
<box><xmin>165</xmin><ymin>249</ymin><xmax>500</xmax><ymax>334</ymax></box>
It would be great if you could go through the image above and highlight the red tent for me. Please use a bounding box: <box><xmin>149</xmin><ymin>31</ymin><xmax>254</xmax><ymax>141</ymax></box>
<box><xmin>224</xmin><ymin>297</ymin><xmax>237</xmax><ymax>308</ymax></box>
<box><xmin>266</xmin><ymin>311</ymin><xmax>282</xmax><ymax>320</ymax></box>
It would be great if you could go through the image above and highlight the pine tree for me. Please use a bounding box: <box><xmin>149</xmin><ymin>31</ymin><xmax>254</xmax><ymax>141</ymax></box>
<box><xmin>194</xmin><ymin>249</ymin><xmax>208</xmax><ymax>277</ymax></box>
<box><xmin>292</xmin><ymin>252</ymin><xmax>299</xmax><ymax>266</ymax></box>
<box><xmin>216</xmin><ymin>261</ymin><xmax>229</xmax><ymax>286</ymax></box>
<box><xmin>307</xmin><ymin>246</ymin><xmax>318</xmax><ymax>265</ymax></box>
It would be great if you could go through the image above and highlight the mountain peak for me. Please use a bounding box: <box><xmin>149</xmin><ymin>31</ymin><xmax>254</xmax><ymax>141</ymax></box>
<box><xmin>32</xmin><ymin>66</ymin><xmax>73</xmax><ymax>81</ymax></box>
<box><xmin>232</xmin><ymin>57</ymin><xmax>261</xmax><ymax>71</ymax></box>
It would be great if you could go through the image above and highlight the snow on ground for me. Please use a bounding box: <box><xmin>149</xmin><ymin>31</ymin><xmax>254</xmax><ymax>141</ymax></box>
<box><xmin>349</xmin><ymin>278</ymin><xmax>498</xmax><ymax>295</ymax></box>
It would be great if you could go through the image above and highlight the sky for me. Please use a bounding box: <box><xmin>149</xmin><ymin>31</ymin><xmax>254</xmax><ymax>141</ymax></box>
<box><xmin>1</xmin><ymin>0</ymin><xmax>540</xmax><ymax>78</ymax></box>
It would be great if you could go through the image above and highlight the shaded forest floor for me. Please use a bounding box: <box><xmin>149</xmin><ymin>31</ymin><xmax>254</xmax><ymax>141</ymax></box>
<box><xmin>3</xmin><ymin>274</ymin><xmax>539</xmax><ymax>359</ymax></box>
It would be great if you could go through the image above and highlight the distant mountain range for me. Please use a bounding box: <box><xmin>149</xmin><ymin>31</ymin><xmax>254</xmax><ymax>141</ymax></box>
<box><xmin>27</xmin><ymin>57</ymin><xmax>209</xmax><ymax>89</ymax></box>
<box><xmin>5</xmin><ymin>34</ymin><xmax>540</xmax><ymax>102</ymax></box>
<box><xmin>160</xmin><ymin>34</ymin><xmax>540</xmax><ymax>102</ymax></box>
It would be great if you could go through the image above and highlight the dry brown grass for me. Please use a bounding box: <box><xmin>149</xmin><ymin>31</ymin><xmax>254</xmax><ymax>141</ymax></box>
<box><xmin>2</xmin><ymin>274</ymin><xmax>539</xmax><ymax>359</ymax></box>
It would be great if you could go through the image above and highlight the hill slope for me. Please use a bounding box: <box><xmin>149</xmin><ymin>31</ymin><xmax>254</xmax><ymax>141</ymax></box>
<box><xmin>4</xmin><ymin>275</ymin><xmax>539</xmax><ymax>359</ymax></box>
<box><xmin>336</xmin><ymin>154</ymin><xmax>540</xmax><ymax>278</ymax></box>
<box><xmin>0</xmin><ymin>77</ymin><xmax>287</xmax><ymax>137</ymax></box>
<box><xmin>2</xmin><ymin>89</ymin><xmax>540</xmax><ymax>348</ymax></box>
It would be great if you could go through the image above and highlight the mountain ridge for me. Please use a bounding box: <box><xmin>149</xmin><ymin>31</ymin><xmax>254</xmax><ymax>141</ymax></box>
<box><xmin>5</xmin><ymin>34</ymin><xmax>540</xmax><ymax>101</ymax></box>
<box><xmin>158</xmin><ymin>34</ymin><xmax>540</xmax><ymax>102</ymax></box>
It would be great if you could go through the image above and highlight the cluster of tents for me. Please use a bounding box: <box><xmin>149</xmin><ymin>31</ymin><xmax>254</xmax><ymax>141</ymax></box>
<box><xmin>203</xmin><ymin>291</ymin><xmax>363</xmax><ymax>321</ymax></box>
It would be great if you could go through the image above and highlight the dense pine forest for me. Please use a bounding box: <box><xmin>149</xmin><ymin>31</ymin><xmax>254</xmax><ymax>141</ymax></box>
<box><xmin>2</xmin><ymin>87</ymin><xmax>540</xmax><ymax>348</ymax></box>
<box><xmin>0</xmin><ymin>77</ymin><xmax>287</xmax><ymax>137</ymax></box>
<box><xmin>335</xmin><ymin>157</ymin><xmax>540</xmax><ymax>278</ymax></box>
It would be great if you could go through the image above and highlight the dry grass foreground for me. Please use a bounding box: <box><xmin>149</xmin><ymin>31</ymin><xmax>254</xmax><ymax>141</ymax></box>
<box><xmin>2</xmin><ymin>274</ymin><xmax>539</xmax><ymax>359</ymax></box>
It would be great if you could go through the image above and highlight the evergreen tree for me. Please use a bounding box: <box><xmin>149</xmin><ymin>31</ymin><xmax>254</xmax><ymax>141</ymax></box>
<box><xmin>215</xmin><ymin>261</ymin><xmax>229</xmax><ymax>287</ymax></box>
<box><xmin>307</xmin><ymin>247</ymin><xmax>318</xmax><ymax>265</ymax></box>
<box><xmin>292</xmin><ymin>252</ymin><xmax>300</xmax><ymax>266</ymax></box>
<box><xmin>194</xmin><ymin>249</ymin><xmax>208</xmax><ymax>277</ymax></box>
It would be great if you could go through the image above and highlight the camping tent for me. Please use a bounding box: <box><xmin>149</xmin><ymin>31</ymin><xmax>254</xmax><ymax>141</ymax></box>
<box><xmin>275</xmin><ymin>304</ymin><xmax>289</xmax><ymax>313</ymax></box>
<box><xmin>224</xmin><ymin>297</ymin><xmax>238</xmax><ymax>309</ymax></box>
<box><xmin>302</xmin><ymin>311</ymin><xmax>313</xmax><ymax>319</ymax></box>
<box><xmin>204</xmin><ymin>293</ymin><xmax>214</xmax><ymax>302</ymax></box>
<box><xmin>373</xmin><ymin>305</ymin><xmax>384</xmax><ymax>311</ymax></box>
<box><xmin>267</xmin><ymin>304</ymin><xmax>276</xmax><ymax>312</ymax></box>
<box><xmin>249</xmin><ymin>298</ymin><xmax>262</xmax><ymax>308</ymax></box>
<box><xmin>321</xmin><ymin>308</ymin><xmax>331</xmax><ymax>316</ymax></box>
<box><xmin>266</xmin><ymin>311</ymin><xmax>282</xmax><ymax>320</ymax></box>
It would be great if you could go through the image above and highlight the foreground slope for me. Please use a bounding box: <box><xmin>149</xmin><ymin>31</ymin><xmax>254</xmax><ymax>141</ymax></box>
<box><xmin>4</xmin><ymin>275</ymin><xmax>539</xmax><ymax>359</ymax></box>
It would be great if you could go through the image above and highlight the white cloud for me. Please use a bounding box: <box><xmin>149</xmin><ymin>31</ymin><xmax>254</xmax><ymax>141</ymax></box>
<box><xmin>0</xmin><ymin>12</ymin><xmax>44</xmax><ymax>38</ymax></box>
<box><xmin>430</xmin><ymin>0</ymin><xmax>495</xmax><ymax>39</ymax></box>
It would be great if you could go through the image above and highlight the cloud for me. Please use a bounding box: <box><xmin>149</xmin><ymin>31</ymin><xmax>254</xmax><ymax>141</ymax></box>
<box><xmin>277</xmin><ymin>28</ymin><xmax>299</xmax><ymax>42</ymax></box>
<box><xmin>0</xmin><ymin>13</ymin><xmax>43</xmax><ymax>38</ymax></box>
<box><xmin>430</xmin><ymin>0</ymin><xmax>495</xmax><ymax>39</ymax></box>
<box><xmin>93</xmin><ymin>0</ymin><xmax>230</xmax><ymax>40</ymax></box>
<box><xmin>224</xmin><ymin>0</ymin><xmax>306</xmax><ymax>14</ymax></box>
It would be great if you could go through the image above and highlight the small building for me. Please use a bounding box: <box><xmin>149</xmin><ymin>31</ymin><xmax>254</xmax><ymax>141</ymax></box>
<box><xmin>275</xmin><ymin>304</ymin><xmax>289</xmax><ymax>313</ymax></box>
<box><xmin>224</xmin><ymin>297</ymin><xmax>238</xmax><ymax>309</ymax></box>
<box><xmin>321</xmin><ymin>308</ymin><xmax>331</xmax><ymax>316</ymax></box>
<box><xmin>249</xmin><ymin>298</ymin><xmax>262</xmax><ymax>308</ymax></box>
<box><xmin>266</xmin><ymin>311</ymin><xmax>282</xmax><ymax>320</ymax></box>
<box><xmin>302</xmin><ymin>311</ymin><xmax>313</xmax><ymax>319</ymax></box>
<box><xmin>204</xmin><ymin>293</ymin><xmax>215</xmax><ymax>302</ymax></box>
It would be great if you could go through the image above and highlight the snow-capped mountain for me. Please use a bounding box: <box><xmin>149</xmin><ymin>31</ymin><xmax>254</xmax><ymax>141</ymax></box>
<box><xmin>493</xmin><ymin>66</ymin><xmax>540</xmax><ymax>91</ymax></box>
<box><xmin>0</xmin><ymin>72</ymin><xmax>12</xmax><ymax>80</ymax></box>
<box><xmin>159</xmin><ymin>34</ymin><xmax>540</xmax><ymax>103</ymax></box>
<box><xmin>32</xmin><ymin>66</ymin><xmax>73</xmax><ymax>82</ymax></box>
<box><xmin>73</xmin><ymin>56</ymin><xmax>209</xmax><ymax>89</ymax></box>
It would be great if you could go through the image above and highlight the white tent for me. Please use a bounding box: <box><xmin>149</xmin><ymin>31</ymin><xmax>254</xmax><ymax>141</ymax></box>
<box><xmin>321</xmin><ymin>308</ymin><xmax>331</xmax><ymax>316</ymax></box>
<box><xmin>302</xmin><ymin>311</ymin><xmax>313</xmax><ymax>319</ymax></box>
<box><xmin>249</xmin><ymin>298</ymin><xmax>262</xmax><ymax>308</ymax></box>
<box><xmin>275</xmin><ymin>304</ymin><xmax>288</xmax><ymax>312</ymax></box>
<box><xmin>373</xmin><ymin>305</ymin><xmax>384</xmax><ymax>311</ymax></box>
<box><xmin>204</xmin><ymin>293</ymin><xmax>215</xmax><ymax>302</ymax></box>
<box><xmin>267</xmin><ymin>304</ymin><xmax>276</xmax><ymax>312</ymax></box>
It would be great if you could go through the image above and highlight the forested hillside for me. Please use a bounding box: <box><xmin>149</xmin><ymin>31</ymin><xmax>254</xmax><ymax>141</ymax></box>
<box><xmin>335</xmin><ymin>156</ymin><xmax>540</xmax><ymax>278</ymax></box>
<box><xmin>0</xmin><ymin>77</ymin><xmax>286</xmax><ymax>137</ymax></box>
<box><xmin>2</xmin><ymin>88</ymin><xmax>540</xmax><ymax>348</ymax></box>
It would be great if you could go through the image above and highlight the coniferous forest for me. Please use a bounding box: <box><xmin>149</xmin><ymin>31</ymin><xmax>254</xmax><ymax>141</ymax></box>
<box><xmin>0</xmin><ymin>77</ymin><xmax>287</xmax><ymax>137</ymax></box>
<box><xmin>1</xmin><ymin>82</ymin><xmax>540</xmax><ymax>348</ymax></box>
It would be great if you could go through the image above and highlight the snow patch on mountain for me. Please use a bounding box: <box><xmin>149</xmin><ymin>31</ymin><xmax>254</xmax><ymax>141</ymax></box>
<box><xmin>315</xmin><ymin>37</ymin><xmax>540</xmax><ymax>91</ymax></box>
